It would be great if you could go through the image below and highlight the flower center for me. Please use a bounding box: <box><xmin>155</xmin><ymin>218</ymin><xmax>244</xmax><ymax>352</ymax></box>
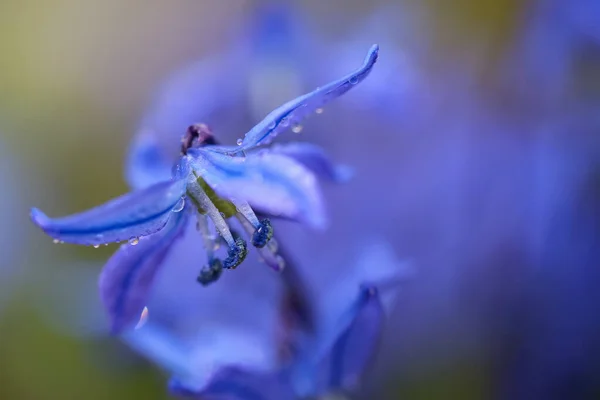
<box><xmin>180</xmin><ymin>125</ymin><xmax>284</xmax><ymax>284</ymax></box>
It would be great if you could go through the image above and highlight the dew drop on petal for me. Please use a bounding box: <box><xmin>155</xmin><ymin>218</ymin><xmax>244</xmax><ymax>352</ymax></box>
<box><xmin>135</xmin><ymin>306</ymin><xmax>149</xmax><ymax>330</ymax></box>
<box><xmin>268</xmin><ymin>121</ymin><xmax>277</xmax><ymax>130</ymax></box>
<box><xmin>292</xmin><ymin>124</ymin><xmax>303</xmax><ymax>134</ymax></box>
<box><xmin>129</xmin><ymin>237</ymin><xmax>140</xmax><ymax>246</ymax></box>
<box><xmin>236</xmin><ymin>138</ymin><xmax>243</xmax><ymax>146</ymax></box>
<box><xmin>349</xmin><ymin>76</ymin><xmax>359</xmax><ymax>85</ymax></box>
<box><xmin>173</xmin><ymin>197</ymin><xmax>185</xmax><ymax>212</ymax></box>
<box><xmin>315</xmin><ymin>108</ymin><xmax>324</xmax><ymax>114</ymax></box>
<box><xmin>93</xmin><ymin>245</ymin><xmax>100</xmax><ymax>249</ymax></box>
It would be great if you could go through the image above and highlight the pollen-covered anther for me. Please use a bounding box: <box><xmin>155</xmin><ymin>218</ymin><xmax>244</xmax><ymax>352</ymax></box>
<box><xmin>181</xmin><ymin>123</ymin><xmax>216</xmax><ymax>155</ymax></box>
<box><xmin>223</xmin><ymin>237</ymin><xmax>248</xmax><ymax>269</ymax></box>
<box><xmin>251</xmin><ymin>218</ymin><xmax>274</xmax><ymax>248</ymax></box>
<box><xmin>197</xmin><ymin>258</ymin><xmax>223</xmax><ymax>286</ymax></box>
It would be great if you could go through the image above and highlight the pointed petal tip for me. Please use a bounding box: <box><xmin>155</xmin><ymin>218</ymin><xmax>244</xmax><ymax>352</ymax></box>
<box><xmin>366</xmin><ymin>44</ymin><xmax>380</xmax><ymax>65</ymax></box>
<box><xmin>30</xmin><ymin>207</ymin><xmax>49</xmax><ymax>228</ymax></box>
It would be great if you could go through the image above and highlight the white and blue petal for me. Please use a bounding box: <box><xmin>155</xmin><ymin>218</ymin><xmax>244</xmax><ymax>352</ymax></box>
<box><xmin>269</xmin><ymin>142</ymin><xmax>353</xmax><ymax>183</ymax></box>
<box><xmin>188</xmin><ymin>148</ymin><xmax>326</xmax><ymax>229</ymax></box>
<box><xmin>231</xmin><ymin>44</ymin><xmax>379</xmax><ymax>152</ymax></box>
<box><xmin>99</xmin><ymin>206</ymin><xmax>189</xmax><ymax>333</ymax></box>
<box><xmin>126</xmin><ymin>130</ymin><xmax>173</xmax><ymax>190</ymax></box>
<box><xmin>30</xmin><ymin>178</ymin><xmax>186</xmax><ymax>246</ymax></box>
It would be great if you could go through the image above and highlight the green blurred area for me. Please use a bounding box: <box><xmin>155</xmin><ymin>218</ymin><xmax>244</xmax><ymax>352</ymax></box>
<box><xmin>0</xmin><ymin>1</ymin><xmax>522</xmax><ymax>399</ymax></box>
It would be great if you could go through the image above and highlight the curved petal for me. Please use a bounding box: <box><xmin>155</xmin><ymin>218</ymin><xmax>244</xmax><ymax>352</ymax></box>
<box><xmin>233</xmin><ymin>44</ymin><xmax>379</xmax><ymax>151</ymax></box>
<box><xmin>126</xmin><ymin>130</ymin><xmax>173</xmax><ymax>190</ymax></box>
<box><xmin>30</xmin><ymin>178</ymin><xmax>186</xmax><ymax>245</ymax></box>
<box><xmin>99</xmin><ymin>206</ymin><xmax>189</xmax><ymax>333</ymax></box>
<box><xmin>188</xmin><ymin>149</ymin><xmax>326</xmax><ymax>229</ymax></box>
<box><xmin>316</xmin><ymin>286</ymin><xmax>384</xmax><ymax>393</ymax></box>
<box><xmin>170</xmin><ymin>367</ymin><xmax>294</xmax><ymax>400</ymax></box>
<box><xmin>269</xmin><ymin>143</ymin><xmax>353</xmax><ymax>183</ymax></box>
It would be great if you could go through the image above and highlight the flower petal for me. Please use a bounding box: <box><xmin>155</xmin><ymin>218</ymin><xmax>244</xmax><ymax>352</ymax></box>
<box><xmin>123</xmin><ymin>324</ymin><xmax>193</xmax><ymax>376</ymax></box>
<box><xmin>234</xmin><ymin>44</ymin><xmax>379</xmax><ymax>151</ymax></box>
<box><xmin>317</xmin><ymin>286</ymin><xmax>384</xmax><ymax>393</ymax></box>
<box><xmin>30</xmin><ymin>178</ymin><xmax>186</xmax><ymax>245</ymax></box>
<box><xmin>170</xmin><ymin>367</ymin><xmax>294</xmax><ymax>400</ymax></box>
<box><xmin>188</xmin><ymin>149</ymin><xmax>326</xmax><ymax>229</ymax></box>
<box><xmin>99</xmin><ymin>206</ymin><xmax>189</xmax><ymax>333</ymax></box>
<box><xmin>270</xmin><ymin>143</ymin><xmax>353</xmax><ymax>183</ymax></box>
<box><xmin>126</xmin><ymin>130</ymin><xmax>173</xmax><ymax>190</ymax></box>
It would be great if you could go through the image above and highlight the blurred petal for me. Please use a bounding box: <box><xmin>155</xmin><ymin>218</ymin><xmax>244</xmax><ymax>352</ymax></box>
<box><xmin>235</xmin><ymin>44</ymin><xmax>379</xmax><ymax>151</ymax></box>
<box><xmin>99</xmin><ymin>207</ymin><xmax>189</xmax><ymax>333</ymax></box>
<box><xmin>270</xmin><ymin>143</ymin><xmax>353</xmax><ymax>183</ymax></box>
<box><xmin>123</xmin><ymin>324</ymin><xmax>193</xmax><ymax>377</ymax></box>
<box><xmin>317</xmin><ymin>286</ymin><xmax>384</xmax><ymax>393</ymax></box>
<box><xmin>170</xmin><ymin>367</ymin><xmax>294</xmax><ymax>400</ymax></box>
<box><xmin>126</xmin><ymin>130</ymin><xmax>173</xmax><ymax>190</ymax></box>
<box><xmin>189</xmin><ymin>149</ymin><xmax>326</xmax><ymax>229</ymax></box>
<box><xmin>318</xmin><ymin>241</ymin><xmax>410</xmax><ymax>336</ymax></box>
<box><xmin>30</xmin><ymin>178</ymin><xmax>186</xmax><ymax>245</ymax></box>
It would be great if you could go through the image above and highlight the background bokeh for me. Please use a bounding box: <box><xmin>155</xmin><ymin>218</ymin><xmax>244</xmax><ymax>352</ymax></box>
<box><xmin>1</xmin><ymin>0</ymin><xmax>599</xmax><ymax>399</ymax></box>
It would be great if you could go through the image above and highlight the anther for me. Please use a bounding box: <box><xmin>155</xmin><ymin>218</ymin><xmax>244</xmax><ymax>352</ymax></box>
<box><xmin>233</xmin><ymin>201</ymin><xmax>273</xmax><ymax>248</ymax></box>
<box><xmin>236</xmin><ymin>214</ymin><xmax>283</xmax><ymax>271</ymax></box>
<box><xmin>181</xmin><ymin>123</ymin><xmax>217</xmax><ymax>155</ymax></box>
<box><xmin>223</xmin><ymin>236</ymin><xmax>248</xmax><ymax>269</ymax></box>
<box><xmin>197</xmin><ymin>258</ymin><xmax>223</xmax><ymax>286</ymax></box>
<box><xmin>252</xmin><ymin>218</ymin><xmax>274</xmax><ymax>248</ymax></box>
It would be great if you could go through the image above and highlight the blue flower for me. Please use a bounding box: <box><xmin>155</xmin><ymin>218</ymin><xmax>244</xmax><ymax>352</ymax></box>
<box><xmin>123</xmin><ymin>241</ymin><xmax>409</xmax><ymax>399</ymax></box>
<box><xmin>30</xmin><ymin>45</ymin><xmax>379</xmax><ymax>333</ymax></box>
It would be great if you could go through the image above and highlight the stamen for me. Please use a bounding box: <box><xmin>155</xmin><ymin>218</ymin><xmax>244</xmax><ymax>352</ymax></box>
<box><xmin>196</xmin><ymin>214</ymin><xmax>216</xmax><ymax>260</ymax></box>
<box><xmin>233</xmin><ymin>201</ymin><xmax>260</xmax><ymax>227</ymax></box>
<box><xmin>222</xmin><ymin>231</ymin><xmax>248</xmax><ymax>269</ymax></box>
<box><xmin>234</xmin><ymin>200</ymin><xmax>274</xmax><ymax>248</ymax></box>
<box><xmin>197</xmin><ymin>258</ymin><xmax>223</xmax><ymax>286</ymax></box>
<box><xmin>236</xmin><ymin>214</ymin><xmax>284</xmax><ymax>271</ymax></box>
<box><xmin>252</xmin><ymin>219</ymin><xmax>274</xmax><ymax>248</ymax></box>
<box><xmin>186</xmin><ymin>176</ymin><xmax>236</xmax><ymax>248</ymax></box>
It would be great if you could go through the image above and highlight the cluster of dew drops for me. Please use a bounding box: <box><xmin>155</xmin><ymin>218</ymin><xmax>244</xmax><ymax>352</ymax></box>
<box><xmin>235</xmin><ymin>107</ymin><xmax>325</xmax><ymax>147</ymax></box>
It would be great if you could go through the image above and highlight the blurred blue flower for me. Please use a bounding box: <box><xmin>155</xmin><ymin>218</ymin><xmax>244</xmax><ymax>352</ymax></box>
<box><xmin>124</xmin><ymin>241</ymin><xmax>408</xmax><ymax>399</ymax></box>
<box><xmin>30</xmin><ymin>45</ymin><xmax>379</xmax><ymax>333</ymax></box>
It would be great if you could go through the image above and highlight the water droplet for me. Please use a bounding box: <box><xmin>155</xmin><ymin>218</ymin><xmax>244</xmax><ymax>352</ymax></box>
<box><xmin>129</xmin><ymin>237</ymin><xmax>139</xmax><ymax>246</ymax></box>
<box><xmin>281</xmin><ymin>118</ymin><xmax>290</xmax><ymax>128</ymax></box>
<box><xmin>292</xmin><ymin>124</ymin><xmax>303</xmax><ymax>134</ymax></box>
<box><xmin>349</xmin><ymin>76</ymin><xmax>359</xmax><ymax>85</ymax></box>
<box><xmin>236</xmin><ymin>138</ymin><xmax>243</xmax><ymax>146</ymax></box>
<box><xmin>135</xmin><ymin>306</ymin><xmax>149</xmax><ymax>330</ymax></box>
<box><xmin>93</xmin><ymin>244</ymin><xmax>100</xmax><ymax>249</ymax></box>
<box><xmin>173</xmin><ymin>197</ymin><xmax>185</xmax><ymax>212</ymax></box>
<box><xmin>52</xmin><ymin>239</ymin><xmax>60</xmax><ymax>244</ymax></box>
<box><xmin>268</xmin><ymin>121</ymin><xmax>277</xmax><ymax>130</ymax></box>
<box><xmin>315</xmin><ymin>108</ymin><xmax>324</xmax><ymax>114</ymax></box>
